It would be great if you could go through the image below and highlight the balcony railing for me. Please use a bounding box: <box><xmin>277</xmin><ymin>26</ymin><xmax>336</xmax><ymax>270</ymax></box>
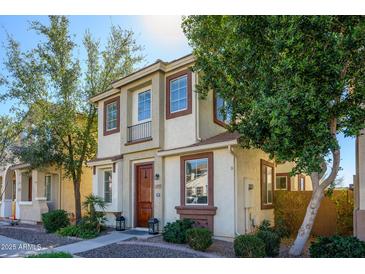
<box><xmin>127</xmin><ymin>121</ymin><xmax>152</xmax><ymax>143</ymax></box>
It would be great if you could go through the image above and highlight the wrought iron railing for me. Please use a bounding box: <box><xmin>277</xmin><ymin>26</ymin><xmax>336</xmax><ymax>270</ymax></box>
<box><xmin>127</xmin><ymin>121</ymin><xmax>152</xmax><ymax>143</ymax></box>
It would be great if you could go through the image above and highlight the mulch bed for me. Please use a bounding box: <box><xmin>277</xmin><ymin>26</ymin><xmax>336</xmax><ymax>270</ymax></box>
<box><xmin>0</xmin><ymin>223</ymin><xmax>80</xmax><ymax>248</ymax></box>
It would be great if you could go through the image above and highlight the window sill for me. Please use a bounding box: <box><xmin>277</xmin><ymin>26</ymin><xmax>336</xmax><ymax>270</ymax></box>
<box><xmin>175</xmin><ymin>205</ymin><xmax>217</xmax><ymax>215</ymax></box>
<box><xmin>261</xmin><ymin>204</ymin><xmax>274</xmax><ymax>210</ymax></box>
<box><xmin>19</xmin><ymin>201</ymin><xmax>33</xmax><ymax>206</ymax></box>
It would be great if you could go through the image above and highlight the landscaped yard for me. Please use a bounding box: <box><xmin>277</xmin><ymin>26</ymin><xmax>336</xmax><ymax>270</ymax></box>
<box><xmin>0</xmin><ymin>223</ymin><xmax>80</xmax><ymax>248</ymax></box>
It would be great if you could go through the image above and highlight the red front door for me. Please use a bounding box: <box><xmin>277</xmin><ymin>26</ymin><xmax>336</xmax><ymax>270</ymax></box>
<box><xmin>136</xmin><ymin>163</ymin><xmax>153</xmax><ymax>227</ymax></box>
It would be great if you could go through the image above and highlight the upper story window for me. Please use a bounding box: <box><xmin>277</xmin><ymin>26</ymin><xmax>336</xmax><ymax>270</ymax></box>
<box><xmin>276</xmin><ymin>173</ymin><xmax>290</xmax><ymax>191</ymax></box>
<box><xmin>171</xmin><ymin>76</ymin><xmax>187</xmax><ymax>113</ymax></box>
<box><xmin>214</xmin><ymin>93</ymin><xmax>232</xmax><ymax>126</ymax></box>
<box><xmin>261</xmin><ymin>159</ymin><xmax>274</xmax><ymax>209</ymax></box>
<box><xmin>103</xmin><ymin>96</ymin><xmax>120</xmax><ymax>136</ymax></box>
<box><xmin>138</xmin><ymin>90</ymin><xmax>151</xmax><ymax>122</ymax></box>
<box><xmin>166</xmin><ymin>69</ymin><xmax>192</xmax><ymax>119</ymax></box>
<box><xmin>107</xmin><ymin>102</ymin><xmax>117</xmax><ymax>129</ymax></box>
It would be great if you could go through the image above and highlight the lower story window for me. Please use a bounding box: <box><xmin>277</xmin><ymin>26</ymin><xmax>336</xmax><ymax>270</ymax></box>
<box><xmin>298</xmin><ymin>175</ymin><xmax>306</xmax><ymax>191</ymax></box>
<box><xmin>104</xmin><ymin>170</ymin><xmax>112</xmax><ymax>203</ymax></box>
<box><xmin>45</xmin><ymin>175</ymin><xmax>52</xmax><ymax>201</ymax></box>
<box><xmin>184</xmin><ymin>157</ymin><xmax>209</xmax><ymax>205</ymax></box>
<box><xmin>276</xmin><ymin>174</ymin><xmax>289</xmax><ymax>190</ymax></box>
<box><xmin>261</xmin><ymin>160</ymin><xmax>274</xmax><ymax>209</ymax></box>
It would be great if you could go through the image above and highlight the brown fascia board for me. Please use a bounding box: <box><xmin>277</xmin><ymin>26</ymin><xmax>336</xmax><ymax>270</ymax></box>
<box><xmin>89</xmin><ymin>53</ymin><xmax>194</xmax><ymax>103</ymax></box>
<box><xmin>87</xmin><ymin>154</ymin><xmax>123</xmax><ymax>165</ymax></box>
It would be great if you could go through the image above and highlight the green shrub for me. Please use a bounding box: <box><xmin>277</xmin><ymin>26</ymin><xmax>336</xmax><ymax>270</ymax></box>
<box><xmin>42</xmin><ymin>210</ymin><xmax>70</xmax><ymax>233</ymax></box>
<box><xmin>57</xmin><ymin>224</ymin><xmax>98</xmax><ymax>239</ymax></box>
<box><xmin>310</xmin><ymin>236</ymin><xmax>365</xmax><ymax>258</ymax></box>
<box><xmin>234</xmin><ymin>235</ymin><xmax>266</xmax><ymax>258</ymax></box>
<box><xmin>57</xmin><ymin>225</ymin><xmax>81</xmax><ymax>237</ymax></box>
<box><xmin>274</xmin><ymin>217</ymin><xmax>290</xmax><ymax>239</ymax></box>
<box><xmin>186</xmin><ymin>228</ymin><xmax>213</xmax><ymax>251</ymax></box>
<box><xmin>27</xmin><ymin>252</ymin><xmax>72</xmax><ymax>258</ymax></box>
<box><xmin>256</xmin><ymin>230</ymin><xmax>281</xmax><ymax>257</ymax></box>
<box><xmin>82</xmin><ymin>194</ymin><xmax>107</xmax><ymax>233</ymax></box>
<box><xmin>258</xmin><ymin>219</ymin><xmax>274</xmax><ymax>232</ymax></box>
<box><xmin>163</xmin><ymin>219</ymin><xmax>194</xmax><ymax>244</ymax></box>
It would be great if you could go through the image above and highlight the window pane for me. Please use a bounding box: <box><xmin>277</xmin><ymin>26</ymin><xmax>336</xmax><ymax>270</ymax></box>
<box><xmin>262</xmin><ymin>166</ymin><xmax>267</xmax><ymax>204</ymax></box>
<box><xmin>170</xmin><ymin>75</ymin><xmax>187</xmax><ymax>113</ymax></box>
<box><xmin>267</xmin><ymin>166</ymin><xmax>273</xmax><ymax>204</ymax></box>
<box><xmin>276</xmin><ymin>176</ymin><xmax>287</xmax><ymax>190</ymax></box>
<box><xmin>104</xmin><ymin>170</ymin><xmax>112</xmax><ymax>203</ymax></box>
<box><xmin>138</xmin><ymin>90</ymin><xmax>151</xmax><ymax>121</ymax></box>
<box><xmin>171</xmin><ymin>101</ymin><xmax>179</xmax><ymax>113</ymax></box>
<box><xmin>45</xmin><ymin>176</ymin><xmax>51</xmax><ymax>201</ymax></box>
<box><xmin>185</xmin><ymin>158</ymin><xmax>208</xmax><ymax>205</ymax></box>
<box><xmin>215</xmin><ymin>94</ymin><xmax>232</xmax><ymax>123</ymax></box>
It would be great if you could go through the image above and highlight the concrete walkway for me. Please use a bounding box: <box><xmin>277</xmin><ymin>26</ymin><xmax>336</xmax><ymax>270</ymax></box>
<box><xmin>51</xmin><ymin>231</ymin><xmax>135</xmax><ymax>255</ymax></box>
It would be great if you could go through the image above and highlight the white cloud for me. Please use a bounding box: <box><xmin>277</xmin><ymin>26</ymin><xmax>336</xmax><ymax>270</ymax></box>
<box><xmin>139</xmin><ymin>15</ymin><xmax>188</xmax><ymax>47</ymax></box>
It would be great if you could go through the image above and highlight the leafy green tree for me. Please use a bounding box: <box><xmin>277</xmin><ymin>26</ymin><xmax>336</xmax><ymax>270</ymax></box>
<box><xmin>182</xmin><ymin>15</ymin><xmax>365</xmax><ymax>256</ymax></box>
<box><xmin>0</xmin><ymin>115</ymin><xmax>19</xmax><ymax>165</ymax></box>
<box><xmin>0</xmin><ymin>16</ymin><xmax>143</xmax><ymax>221</ymax></box>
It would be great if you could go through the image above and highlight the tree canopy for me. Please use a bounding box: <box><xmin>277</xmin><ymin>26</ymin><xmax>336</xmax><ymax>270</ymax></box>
<box><xmin>183</xmin><ymin>16</ymin><xmax>365</xmax><ymax>175</ymax></box>
<box><xmin>182</xmin><ymin>15</ymin><xmax>365</xmax><ymax>255</ymax></box>
<box><xmin>0</xmin><ymin>16</ymin><xmax>144</xmax><ymax>220</ymax></box>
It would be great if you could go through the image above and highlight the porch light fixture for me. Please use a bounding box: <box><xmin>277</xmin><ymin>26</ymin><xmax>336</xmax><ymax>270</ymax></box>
<box><xmin>116</xmin><ymin>216</ymin><xmax>126</xmax><ymax>231</ymax></box>
<box><xmin>154</xmin><ymin>173</ymin><xmax>160</xmax><ymax>180</ymax></box>
<box><xmin>148</xmin><ymin>218</ymin><xmax>159</xmax><ymax>235</ymax></box>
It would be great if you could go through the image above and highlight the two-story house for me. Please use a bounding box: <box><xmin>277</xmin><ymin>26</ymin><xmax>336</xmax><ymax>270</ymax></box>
<box><xmin>88</xmin><ymin>54</ymin><xmax>312</xmax><ymax>239</ymax></box>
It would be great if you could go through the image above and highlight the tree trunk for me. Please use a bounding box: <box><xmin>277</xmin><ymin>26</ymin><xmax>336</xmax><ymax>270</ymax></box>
<box><xmin>289</xmin><ymin>188</ymin><xmax>324</xmax><ymax>256</ymax></box>
<box><xmin>73</xmin><ymin>178</ymin><xmax>82</xmax><ymax>223</ymax></box>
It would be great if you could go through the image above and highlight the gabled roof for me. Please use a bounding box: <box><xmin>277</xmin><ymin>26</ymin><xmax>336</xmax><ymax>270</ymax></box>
<box><xmin>89</xmin><ymin>53</ymin><xmax>194</xmax><ymax>103</ymax></box>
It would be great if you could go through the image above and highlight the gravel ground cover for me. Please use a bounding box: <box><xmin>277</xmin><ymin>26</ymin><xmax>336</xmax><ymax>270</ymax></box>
<box><xmin>138</xmin><ymin>235</ymin><xmax>235</xmax><ymax>257</ymax></box>
<box><xmin>76</xmin><ymin>242</ymin><xmax>205</xmax><ymax>258</ymax></box>
<box><xmin>0</xmin><ymin>224</ymin><xmax>80</xmax><ymax>248</ymax></box>
<box><xmin>76</xmin><ymin>234</ymin><xmax>232</xmax><ymax>258</ymax></box>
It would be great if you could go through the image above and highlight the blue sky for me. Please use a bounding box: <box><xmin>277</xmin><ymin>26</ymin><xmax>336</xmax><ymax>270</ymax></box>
<box><xmin>0</xmin><ymin>16</ymin><xmax>356</xmax><ymax>186</ymax></box>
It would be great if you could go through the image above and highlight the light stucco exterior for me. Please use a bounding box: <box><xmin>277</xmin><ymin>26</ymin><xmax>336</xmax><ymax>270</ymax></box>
<box><xmin>355</xmin><ymin>130</ymin><xmax>365</xmax><ymax>240</ymax></box>
<box><xmin>89</xmin><ymin>54</ymin><xmax>312</xmax><ymax>238</ymax></box>
<box><xmin>0</xmin><ymin>164</ymin><xmax>92</xmax><ymax>224</ymax></box>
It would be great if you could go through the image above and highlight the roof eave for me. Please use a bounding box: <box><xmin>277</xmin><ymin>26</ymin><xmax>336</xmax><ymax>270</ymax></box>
<box><xmin>157</xmin><ymin>140</ymin><xmax>238</xmax><ymax>157</ymax></box>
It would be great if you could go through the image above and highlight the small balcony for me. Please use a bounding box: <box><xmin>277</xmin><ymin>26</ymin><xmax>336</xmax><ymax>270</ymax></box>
<box><xmin>127</xmin><ymin>121</ymin><xmax>152</xmax><ymax>144</ymax></box>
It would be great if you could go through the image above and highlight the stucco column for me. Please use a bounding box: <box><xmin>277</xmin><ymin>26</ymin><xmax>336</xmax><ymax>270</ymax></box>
<box><xmin>153</xmin><ymin>155</ymin><xmax>164</xmax><ymax>228</ymax></box>
<box><xmin>14</xmin><ymin>169</ymin><xmax>21</xmax><ymax>219</ymax></box>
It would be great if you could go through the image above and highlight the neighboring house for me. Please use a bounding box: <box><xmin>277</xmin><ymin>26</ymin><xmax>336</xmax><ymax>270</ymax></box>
<box><xmin>0</xmin><ymin>164</ymin><xmax>92</xmax><ymax>224</ymax></box>
<box><xmin>88</xmin><ymin>53</ymin><xmax>311</xmax><ymax>239</ymax></box>
<box><xmin>355</xmin><ymin>129</ymin><xmax>365</xmax><ymax>240</ymax></box>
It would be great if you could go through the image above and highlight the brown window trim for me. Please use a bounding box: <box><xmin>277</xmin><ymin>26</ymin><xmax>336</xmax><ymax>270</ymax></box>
<box><xmin>179</xmin><ymin>152</ymin><xmax>214</xmax><ymax>207</ymax></box>
<box><xmin>103</xmin><ymin>96</ymin><xmax>120</xmax><ymax>136</ymax></box>
<box><xmin>260</xmin><ymin>159</ymin><xmax>275</xmax><ymax>210</ymax></box>
<box><xmin>176</xmin><ymin>152</ymin><xmax>216</xmax><ymax>231</ymax></box>
<box><xmin>166</xmin><ymin>69</ymin><xmax>192</xmax><ymax>120</ymax></box>
<box><xmin>276</xmin><ymin>173</ymin><xmax>291</xmax><ymax>191</ymax></box>
<box><xmin>298</xmin><ymin>174</ymin><xmax>306</xmax><ymax>191</ymax></box>
<box><xmin>213</xmin><ymin>91</ymin><xmax>228</xmax><ymax>128</ymax></box>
